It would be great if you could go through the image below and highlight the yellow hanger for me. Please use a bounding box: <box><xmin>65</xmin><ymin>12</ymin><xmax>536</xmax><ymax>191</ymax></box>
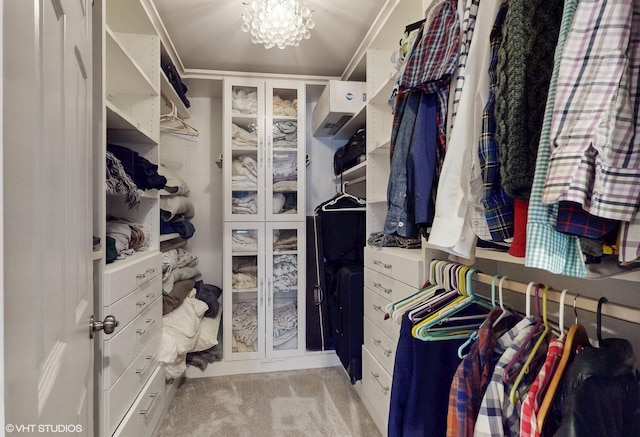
<box><xmin>509</xmin><ymin>285</ymin><xmax>550</xmax><ymax>404</ymax></box>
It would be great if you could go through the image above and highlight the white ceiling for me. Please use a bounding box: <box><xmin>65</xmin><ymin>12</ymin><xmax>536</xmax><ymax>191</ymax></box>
<box><xmin>151</xmin><ymin>0</ymin><xmax>388</xmax><ymax>80</ymax></box>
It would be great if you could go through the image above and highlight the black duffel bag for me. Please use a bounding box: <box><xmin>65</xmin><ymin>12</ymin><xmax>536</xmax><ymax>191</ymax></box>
<box><xmin>333</xmin><ymin>128</ymin><xmax>365</xmax><ymax>175</ymax></box>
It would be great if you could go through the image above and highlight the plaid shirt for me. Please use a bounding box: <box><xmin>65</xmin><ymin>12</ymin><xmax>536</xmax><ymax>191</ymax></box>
<box><xmin>448</xmin><ymin>0</ymin><xmax>480</xmax><ymax>131</ymax></box>
<box><xmin>447</xmin><ymin>308</ymin><xmax>512</xmax><ymax>437</ymax></box>
<box><xmin>543</xmin><ymin>0</ymin><xmax>640</xmax><ymax>223</ymax></box>
<box><xmin>474</xmin><ymin>316</ymin><xmax>536</xmax><ymax>437</ymax></box>
<box><xmin>524</xmin><ymin>0</ymin><xmax>586</xmax><ymax>277</ymax></box>
<box><xmin>478</xmin><ymin>3</ymin><xmax>513</xmax><ymax>242</ymax></box>
<box><xmin>519</xmin><ymin>338</ymin><xmax>564</xmax><ymax>437</ymax></box>
<box><xmin>556</xmin><ymin>201</ymin><xmax>619</xmax><ymax>239</ymax></box>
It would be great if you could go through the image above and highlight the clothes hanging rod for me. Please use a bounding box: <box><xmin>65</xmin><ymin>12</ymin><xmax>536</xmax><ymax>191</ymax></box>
<box><xmin>473</xmin><ymin>272</ymin><xmax>640</xmax><ymax>325</ymax></box>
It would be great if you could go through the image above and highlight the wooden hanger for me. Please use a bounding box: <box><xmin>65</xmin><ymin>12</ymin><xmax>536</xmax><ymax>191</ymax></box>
<box><xmin>537</xmin><ymin>294</ymin><xmax>591</xmax><ymax>433</ymax></box>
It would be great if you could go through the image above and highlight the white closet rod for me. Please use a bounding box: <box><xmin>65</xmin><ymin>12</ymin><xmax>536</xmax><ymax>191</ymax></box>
<box><xmin>473</xmin><ymin>272</ymin><xmax>639</xmax><ymax>325</ymax></box>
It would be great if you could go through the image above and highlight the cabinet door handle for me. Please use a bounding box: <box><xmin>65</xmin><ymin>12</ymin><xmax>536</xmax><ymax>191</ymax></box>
<box><xmin>372</xmin><ymin>282</ymin><xmax>392</xmax><ymax>294</ymax></box>
<box><xmin>372</xmin><ymin>260</ymin><xmax>391</xmax><ymax>269</ymax></box>
<box><xmin>139</xmin><ymin>391</ymin><xmax>160</xmax><ymax>420</ymax></box>
<box><xmin>259</xmin><ymin>279</ymin><xmax>264</xmax><ymax>306</ymax></box>
<box><xmin>369</xmin><ymin>372</ymin><xmax>390</xmax><ymax>395</ymax></box>
<box><xmin>371</xmin><ymin>338</ymin><xmax>392</xmax><ymax>357</ymax></box>
<box><xmin>267</xmin><ymin>278</ymin><xmax>272</xmax><ymax>306</ymax></box>
<box><xmin>136</xmin><ymin>354</ymin><xmax>157</xmax><ymax>379</ymax></box>
<box><xmin>259</xmin><ymin>138</ymin><xmax>264</xmax><ymax>168</ymax></box>
<box><xmin>267</xmin><ymin>137</ymin><xmax>272</xmax><ymax>166</ymax></box>
<box><xmin>371</xmin><ymin>304</ymin><xmax>385</xmax><ymax>315</ymax></box>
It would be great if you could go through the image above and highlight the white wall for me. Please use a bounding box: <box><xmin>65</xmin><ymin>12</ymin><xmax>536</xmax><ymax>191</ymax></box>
<box><xmin>305</xmin><ymin>101</ymin><xmax>340</xmax><ymax>214</ymax></box>
<box><xmin>160</xmin><ymin>96</ymin><xmax>224</xmax><ymax>288</ymax></box>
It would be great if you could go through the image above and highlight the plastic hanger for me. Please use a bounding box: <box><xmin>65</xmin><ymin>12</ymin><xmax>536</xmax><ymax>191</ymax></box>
<box><xmin>160</xmin><ymin>99</ymin><xmax>199</xmax><ymax>136</ymax></box>
<box><xmin>386</xmin><ymin>260</ymin><xmax>443</xmax><ymax>322</ymax></box>
<box><xmin>597</xmin><ymin>297</ymin><xmax>608</xmax><ymax>345</ymax></box>
<box><xmin>412</xmin><ymin>267</ymin><xmax>492</xmax><ymax>340</ymax></box>
<box><xmin>537</xmin><ymin>294</ymin><xmax>591</xmax><ymax>433</ymax></box>
<box><xmin>456</xmin><ymin>274</ymin><xmax>500</xmax><ymax>358</ymax></box>
<box><xmin>502</xmin><ymin>282</ymin><xmax>542</xmax><ymax>384</ymax></box>
<box><xmin>509</xmin><ymin>285</ymin><xmax>551</xmax><ymax>404</ymax></box>
<box><xmin>319</xmin><ymin>182</ymin><xmax>365</xmax><ymax>212</ymax></box>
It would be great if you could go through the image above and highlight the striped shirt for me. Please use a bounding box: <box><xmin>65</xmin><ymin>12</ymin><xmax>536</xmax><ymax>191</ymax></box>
<box><xmin>524</xmin><ymin>0</ymin><xmax>586</xmax><ymax>277</ymax></box>
<box><xmin>474</xmin><ymin>317</ymin><xmax>537</xmax><ymax>437</ymax></box>
<box><xmin>543</xmin><ymin>0</ymin><xmax>640</xmax><ymax>223</ymax></box>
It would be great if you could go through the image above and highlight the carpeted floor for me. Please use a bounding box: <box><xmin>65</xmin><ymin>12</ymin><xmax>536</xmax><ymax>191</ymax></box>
<box><xmin>154</xmin><ymin>366</ymin><xmax>382</xmax><ymax>437</ymax></box>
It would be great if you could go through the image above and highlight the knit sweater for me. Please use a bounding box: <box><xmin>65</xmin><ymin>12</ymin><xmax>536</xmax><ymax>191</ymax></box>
<box><xmin>494</xmin><ymin>0</ymin><xmax>564</xmax><ymax>201</ymax></box>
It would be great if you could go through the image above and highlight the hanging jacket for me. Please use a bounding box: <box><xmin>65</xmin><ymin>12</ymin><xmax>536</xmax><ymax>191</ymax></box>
<box><xmin>554</xmin><ymin>338</ymin><xmax>640</xmax><ymax>437</ymax></box>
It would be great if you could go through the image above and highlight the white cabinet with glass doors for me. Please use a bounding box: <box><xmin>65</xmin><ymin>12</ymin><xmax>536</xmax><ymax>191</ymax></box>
<box><xmin>223</xmin><ymin>222</ymin><xmax>306</xmax><ymax>361</ymax></box>
<box><xmin>223</xmin><ymin>78</ymin><xmax>306</xmax><ymax>222</ymax></box>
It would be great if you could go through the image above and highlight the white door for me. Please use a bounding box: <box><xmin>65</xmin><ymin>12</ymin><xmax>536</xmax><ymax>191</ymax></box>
<box><xmin>3</xmin><ymin>0</ymin><xmax>93</xmax><ymax>435</ymax></box>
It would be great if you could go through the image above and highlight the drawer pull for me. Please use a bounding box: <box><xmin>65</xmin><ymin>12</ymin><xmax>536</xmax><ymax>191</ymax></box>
<box><xmin>136</xmin><ymin>354</ymin><xmax>157</xmax><ymax>379</ymax></box>
<box><xmin>146</xmin><ymin>293</ymin><xmax>155</xmax><ymax>300</ymax></box>
<box><xmin>136</xmin><ymin>319</ymin><xmax>155</xmax><ymax>336</ymax></box>
<box><xmin>373</xmin><ymin>282</ymin><xmax>392</xmax><ymax>294</ymax></box>
<box><xmin>372</xmin><ymin>260</ymin><xmax>391</xmax><ymax>269</ymax></box>
<box><xmin>372</xmin><ymin>338</ymin><xmax>392</xmax><ymax>357</ymax></box>
<box><xmin>135</xmin><ymin>268</ymin><xmax>156</xmax><ymax>280</ymax></box>
<box><xmin>369</xmin><ymin>372</ymin><xmax>390</xmax><ymax>395</ymax></box>
<box><xmin>371</xmin><ymin>304</ymin><xmax>386</xmax><ymax>315</ymax></box>
<box><xmin>139</xmin><ymin>391</ymin><xmax>160</xmax><ymax>420</ymax></box>
<box><xmin>136</xmin><ymin>301</ymin><xmax>147</xmax><ymax>307</ymax></box>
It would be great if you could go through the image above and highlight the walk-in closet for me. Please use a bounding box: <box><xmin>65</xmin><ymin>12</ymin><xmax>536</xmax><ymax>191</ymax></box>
<box><xmin>3</xmin><ymin>0</ymin><xmax>640</xmax><ymax>436</ymax></box>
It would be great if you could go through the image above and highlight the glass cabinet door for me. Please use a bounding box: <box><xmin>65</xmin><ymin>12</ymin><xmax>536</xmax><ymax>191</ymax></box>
<box><xmin>266</xmin><ymin>82</ymin><xmax>305</xmax><ymax>221</ymax></box>
<box><xmin>224</xmin><ymin>81</ymin><xmax>265</xmax><ymax>221</ymax></box>
<box><xmin>224</xmin><ymin>223</ymin><xmax>265</xmax><ymax>361</ymax></box>
<box><xmin>266</xmin><ymin>222</ymin><xmax>305</xmax><ymax>358</ymax></box>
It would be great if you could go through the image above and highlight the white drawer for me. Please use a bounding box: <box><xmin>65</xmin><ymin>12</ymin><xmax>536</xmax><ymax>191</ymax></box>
<box><xmin>104</xmin><ymin>329</ymin><xmax>161</xmax><ymax>436</ymax></box>
<box><xmin>112</xmin><ymin>365</ymin><xmax>166</xmax><ymax>437</ymax></box>
<box><xmin>364</xmin><ymin>247</ymin><xmax>424</xmax><ymax>288</ymax></box>
<box><xmin>103</xmin><ymin>297</ymin><xmax>162</xmax><ymax>388</ymax></box>
<box><xmin>105</xmin><ymin>275</ymin><xmax>161</xmax><ymax>330</ymax></box>
<box><xmin>365</xmin><ymin>267</ymin><xmax>420</xmax><ymax>302</ymax></box>
<box><xmin>364</xmin><ymin>287</ymin><xmax>401</xmax><ymax>343</ymax></box>
<box><xmin>104</xmin><ymin>252</ymin><xmax>162</xmax><ymax>306</ymax></box>
<box><xmin>364</xmin><ymin>317</ymin><xmax>396</xmax><ymax>374</ymax></box>
<box><xmin>362</xmin><ymin>347</ymin><xmax>392</xmax><ymax>430</ymax></box>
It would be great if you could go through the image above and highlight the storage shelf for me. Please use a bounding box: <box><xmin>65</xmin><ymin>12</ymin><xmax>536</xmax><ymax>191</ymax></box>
<box><xmin>106</xmin><ymin>27</ymin><xmax>158</xmax><ymax>97</ymax></box>
<box><xmin>104</xmin><ymin>250</ymin><xmax>159</xmax><ymax>275</ymax></box>
<box><xmin>160</xmin><ymin>69</ymin><xmax>190</xmax><ymax>119</ymax></box>
<box><xmin>106</xmin><ymin>101</ymin><xmax>158</xmax><ymax>145</ymax></box>
<box><xmin>160</xmin><ymin>233</ymin><xmax>180</xmax><ymax>242</ymax></box>
<box><xmin>273</xmin><ymin>115</ymin><xmax>297</xmax><ymax>121</ymax></box>
<box><xmin>475</xmin><ymin>248</ymin><xmax>525</xmax><ymax>264</ymax></box>
<box><xmin>160</xmin><ymin>238</ymin><xmax>187</xmax><ymax>252</ymax></box>
<box><xmin>369</xmin><ymin>73</ymin><xmax>396</xmax><ymax>106</ymax></box>
<box><xmin>333</xmin><ymin>107</ymin><xmax>366</xmax><ymax>141</ymax></box>
<box><xmin>369</xmin><ymin>140</ymin><xmax>391</xmax><ymax>155</ymax></box>
<box><xmin>232</xmin><ymin>251</ymin><xmax>259</xmax><ymax>257</ymax></box>
<box><xmin>333</xmin><ymin>161</ymin><xmax>367</xmax><ymax>183</ymax></box>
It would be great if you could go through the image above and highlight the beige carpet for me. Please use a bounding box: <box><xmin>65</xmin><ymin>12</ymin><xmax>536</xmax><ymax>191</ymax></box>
<box><xmin>155</xmin><ymin>366</ymin><xmax>382</xmax><ymax>437</ymax></box>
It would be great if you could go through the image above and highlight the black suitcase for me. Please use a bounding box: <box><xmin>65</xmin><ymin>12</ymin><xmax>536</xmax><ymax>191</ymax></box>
<box><xmin>305</xmin><ymin>216</ymin><xmax>333</xmax><ymax>351</ymax></box>
<box><xmin>332</xmin><ymin>265</ymin><xmax>364</xmax><ymax>384</ymax></box>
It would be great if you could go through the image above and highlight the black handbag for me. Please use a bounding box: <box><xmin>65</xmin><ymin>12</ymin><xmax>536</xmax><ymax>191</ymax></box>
<box><xmin>333</xmin><ymin>128</ymin><xmax>365</xmax><ymax>175</ymax></box>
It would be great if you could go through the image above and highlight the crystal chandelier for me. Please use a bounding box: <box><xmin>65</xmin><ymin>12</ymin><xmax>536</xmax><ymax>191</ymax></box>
<box><xmin>241</xmin><ymin>0</ymin><xmax>315</xmax><ymax>49</ymax></box>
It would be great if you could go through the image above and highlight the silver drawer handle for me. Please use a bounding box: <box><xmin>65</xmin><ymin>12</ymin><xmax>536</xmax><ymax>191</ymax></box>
<box><xmin>372</xmin><ymin>260</ymin><xmax>391</xmax><ymax>269</ymax></box>
<box><xmin>136</xmin><ymin>300</ymin><xmax>147</xmax><ymax>307</ymax></box>
<box><xmin>369</xmin><ymin>372</ymin><xmax>390</xmax><ymax>395</ymax></box>
<box><xmin>373</xmin><ymin>282</ymin><xmax>392</xmax><ymax>294</ymax></box>
<box><xmin>136</xmin><ymin>354</ymin><xmax>157</xmax><ymax>379</ymax></box>
<box><xmin>136</xmin><ymin>318</ymin><xmax>156</xmax><ymax>336</ymax></box>
<box><xmin>372</xmin><ymin>338</ymin><xmax>392</xmax><ymax>357</ymax></box>
<box><xmin>139</xmin><ymin>392</ymin><xmax>160</xmax><ymax>420</ymax></box>
<box><xmin>136</xmin><ymin>268</ymin><xmax>156</xmax><ymax>280</ymax></box>
<box><xmin>146</xmin><ymin>293</ymin><xmax>155</xmax><ymax>300</ymax></box>
<box><xmin>371</xmin><ymin>304</ymin><xmax>386</xmax><ymax>315</ymax></box>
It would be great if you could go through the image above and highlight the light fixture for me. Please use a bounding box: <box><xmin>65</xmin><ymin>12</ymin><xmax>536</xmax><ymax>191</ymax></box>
<box><xmin>241</xmin><ymin>0</ymin><xmax>315</xmax><ymax>50</ymax></box>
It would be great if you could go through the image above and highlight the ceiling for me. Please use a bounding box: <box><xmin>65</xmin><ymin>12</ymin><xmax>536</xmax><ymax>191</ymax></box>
<box><xmin>151</xmin><ymin>0</ymin><xmax>388</xmax><ymax>80</ymax></box>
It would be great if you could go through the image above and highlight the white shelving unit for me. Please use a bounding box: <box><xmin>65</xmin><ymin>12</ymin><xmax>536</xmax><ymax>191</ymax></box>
<box><xmin>94</xmin><ymin>0</ymin><xmax>165</xmax><ymax>435</ymax></box>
